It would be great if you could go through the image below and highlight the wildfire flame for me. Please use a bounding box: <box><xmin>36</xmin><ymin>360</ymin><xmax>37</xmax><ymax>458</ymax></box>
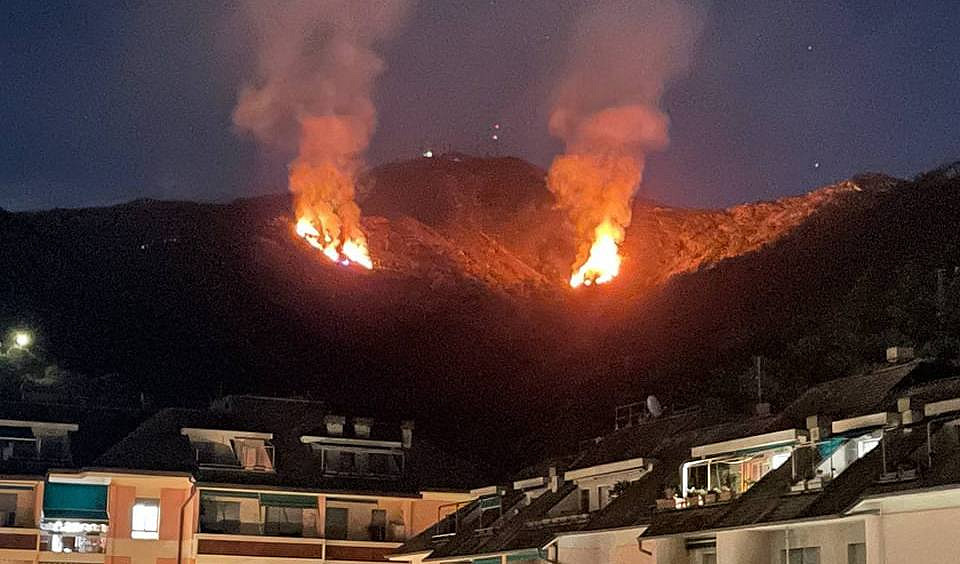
<box><xmin>289</xmin><ymin>117</ymin><xmax>373</xmax><ymax>271</ymax></box>
<box><xmin>548</xmin><ymin>153</ymin><xmax>640</xmax><ymax>288</ymax></box>
<box><xmin>569</xmin><ymin>220</ymin><xmax>623</xmax><ymax>288</ymax></box>
<box><xmin>294</xmin><ymin>218</ymin><xmax>372</xmax><ymax>269</ymax></box>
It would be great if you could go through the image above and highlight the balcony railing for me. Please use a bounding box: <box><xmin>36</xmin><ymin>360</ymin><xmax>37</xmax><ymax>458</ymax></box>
<box><xmin>0</xmin><ymin>527</ymin><xmax>38</xmax><ymax>550</ymax></box>
<box><xmin>199</xmin><ymin>520</ymin><xmax>405</xmax><ymax>542</ymax></box>
<box><xmin>195</xmin><ymin>533</ymin><xmax>402</xmax><ymax>561</ymax></box>
<box><xmin>40</xmin><ymin>531</ymin><xmax>106</xmax><ymax>554</ymax></box>
<box><xmin>194</xmin><ymin>442</ymin><xmax>275</xmax><ymax>472</ymax></box>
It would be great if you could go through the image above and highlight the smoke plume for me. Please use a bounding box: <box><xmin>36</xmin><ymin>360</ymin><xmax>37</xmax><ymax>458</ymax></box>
<box><xmin>233</xmin><ymin>1</ymin><xmax>411</xmax><ymax>268</ymax></box>
<box><xmin>548</xmin><ymin>1</ymin><xmax>705</xmax><ymax>286</ymax></box>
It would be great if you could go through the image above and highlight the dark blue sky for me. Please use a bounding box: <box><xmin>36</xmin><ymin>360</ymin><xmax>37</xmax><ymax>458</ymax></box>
<box><xmin>2</xmin><ymin>1</ymin><xmax>958</xmax><ymax>210</ymax></box>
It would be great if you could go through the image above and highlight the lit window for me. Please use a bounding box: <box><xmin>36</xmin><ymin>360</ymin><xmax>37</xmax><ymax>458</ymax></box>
<box><xmin>771</xmin><ymin>451</ymin><xmax>792</xmax><ymax>469</ymax></box>
<box><xmin>858</xmin><ymin>437</ymin><xmax>881</xmax><ymax>458</ymax></box>
<box><xmin>132</xmin><ymin>499</ymin><xmax>160</xmax><ymax>539</ymax></box>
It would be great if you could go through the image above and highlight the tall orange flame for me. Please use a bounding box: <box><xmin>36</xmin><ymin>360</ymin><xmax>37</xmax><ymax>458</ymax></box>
<box><xmin>290</xmin><ymin>116</ymin><xmax>373</xmax><ymax>270</ymax></box>
<box><xmin>548</xmin><ymin>153</ymin><xmax>640</xmax><ymax>287</ymax></box>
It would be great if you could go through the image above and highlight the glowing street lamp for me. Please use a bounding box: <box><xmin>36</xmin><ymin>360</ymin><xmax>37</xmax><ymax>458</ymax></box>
<box><xmin>12</xmin><ymin>331</ymin><xmax>32</xmax><ymax>349</ymax></box>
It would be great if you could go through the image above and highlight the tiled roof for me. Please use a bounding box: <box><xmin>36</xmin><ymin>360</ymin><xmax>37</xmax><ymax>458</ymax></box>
<box><xmin>395</xmin><ymin>359</ymin><xmax>960</xmax><ymax>556</ymax></box>
<box><xmin>0</xmin><ymin>401</ymin><xmax>141</xmax><ymax>477</ymax></box>
<box><xmin>780</xmin><ymin>360</ymin><xmax>924</xmax><ymax>424</ymax></box>
<box><xmin>93</xmin><ymin>398</ymin><xmax>480</xmax><ymax>493</ymax></box>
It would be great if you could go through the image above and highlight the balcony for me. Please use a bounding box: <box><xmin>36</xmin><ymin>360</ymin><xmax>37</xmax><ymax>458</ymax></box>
<box><xmin>39</xmin><ymin>530</ymin><xmax>106</xmax><ymax>562</ymax></box>
<box><xmin>195</xmin><ymin>533</ymin><xmax>402</xmax><ymax>563</ymax></box>
<box><xmin>0</xmin><ymin>436</ymin><xmax>71</xmax><ymax>465</ymax></box>
<box><xmin>790</xmin><ymin>430</ymin><xmax>882</xmax><ymax>492</ymax></box>
<box><xmin>0</xmin><ymin>527</ymin><xmax>39</xmax><ymax>558</ymax></box>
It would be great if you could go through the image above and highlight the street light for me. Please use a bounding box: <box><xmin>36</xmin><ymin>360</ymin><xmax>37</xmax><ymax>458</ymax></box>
<box><xmin>12</xmin><ymin>331</ymin><xmax>32</xmax><ymax>349</ymax></box>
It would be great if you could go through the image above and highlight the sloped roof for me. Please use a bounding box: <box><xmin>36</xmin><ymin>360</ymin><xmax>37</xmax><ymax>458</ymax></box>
<box><xmin>0</xmin><ymin>401</ymin><xmax>141</xmax><ymax>477</ymax></box>
<box><xmin>93</xmin><ymin>397</ymin><xmax>479</xmax><ymax>494</ymax></box>
<box><xmin>780</xmin><ymin>360</ymin><xmax>924</xmax><ymax>424</ymax></box>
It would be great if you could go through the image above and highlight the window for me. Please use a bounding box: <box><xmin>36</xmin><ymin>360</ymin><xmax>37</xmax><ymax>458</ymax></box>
<box><xmin>858</xmin><ymin>437</ymin><xmax>881</xmax><ymax>458</ymax></box>
<box><xmin>264</xmin><ymin>506</ymin><xmax>303</xmax><ymax>537</ymax></box>
<box><xmin>38</xmin><ymin>435</ymin><xmax>68</xmax><ymax>461</ymax></box>
<box><xmin>325</xmin><ymin>507</ymin><xmax>348</xmax><ymax>540</ymax></box>
<box><xmin>131</xmin><ymin>499</ymin><xmax>160</xmax><ymax>539</ymax></box>
<box><xmin>200</xmin><ymin>500</ymin><xmax>242</xmax><ymax>534</ymax></box>
<box><xmin>771</xmin><ymin>451</ymin><xmax>792</xmax><ymax>469</ymax></box>
<box><xmin>781</xmin><ymin>547</ymin><xmax>820</xmax><ymax>564</ymax></box>
<box><xmin>233</xmin><ymin>439</ymin><xmax>275</xmax><ymax>472</ymax></box>
<box><xmin>702</xmin><ymin>553</ymin><xmax>717</xmax><ymax>564</ymax></box>
<box><xmin>0</xmin><ymin>493</ymin><xmax>16</xmax><ymax>527</ymax></box>
<box><xmin>339</xmin><ymin>452</ymin><xmax>356</xmax><ymax>472</ymax></box>
<box><xmin>195</xmin><ymin>441</ymin><xmax>240</xmax><ymax>467</ymax></box>
<box><xmin>580</xmin><ymin>489</ymin><xmax>591</xmax><ymax>513</ymax></box>
<box><xmin>369</xmin><ymin>509</ymin><xmax>387</xmax><ymax>541</ymax></box>
<box><xmin>369</xmin><ymin>453</ymin><xmax>389</xmax><ymax>475</ymax></box>
<box><xmin>848</xmin><ymin>543</ymin><xmax>866</xmax><ymax>564</ymax></box>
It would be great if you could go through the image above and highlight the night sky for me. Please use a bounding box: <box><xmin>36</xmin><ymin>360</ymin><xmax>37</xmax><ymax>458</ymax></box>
<box><xmin>2</xmin><ymin>1</ymin><xmax>958</xmax><ymax>211</ymax></box>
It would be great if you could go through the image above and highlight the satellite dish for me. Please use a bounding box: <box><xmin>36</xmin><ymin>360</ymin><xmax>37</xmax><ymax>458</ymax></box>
<box><xmin>646</xmin><ymin>395</ymin><xmax>663</xmax><ymax>418</ymax></box>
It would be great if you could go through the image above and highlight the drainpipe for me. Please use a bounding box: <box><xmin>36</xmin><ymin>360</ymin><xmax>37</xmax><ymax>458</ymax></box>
<box><xmin>177</xmin><ymin>481</ymin><xmax>198</xmax><ymax>564</ymax></box>
<box><xmin>637</xmin><ymin>538</ymin><xmax>653</xmax><ymax>556</ymax></box>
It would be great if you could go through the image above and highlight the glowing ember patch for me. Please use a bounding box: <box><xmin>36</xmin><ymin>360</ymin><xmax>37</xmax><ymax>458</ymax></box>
<box><xmin>341</xmin><ymin>239</ymin><xmax>373</xmax><ymax>270</ymax></box>
<box><xmin>295</xmin><ymin>217</ymin><xmax>372</xmax><ymax>270</ymax></box>
<box><xmin>569</xmin><ymin>220</ymin><xmax>623</xmax><ymax>288</ymax></box>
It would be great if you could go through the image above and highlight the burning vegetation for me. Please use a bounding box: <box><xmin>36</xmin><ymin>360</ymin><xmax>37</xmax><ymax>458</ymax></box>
<box><xmin>547</xmin><ymin>1</ymin><xmax>704</xmax><ymax>287</ymax></box>
<box><xmin>290</xmin><ymin>117</ymin><xmax>372</xmax><ymax>269</ymax></box>
<box><xmin>232</xmin><ymin>1</ymin><xmax>411</xmax><ymax>272</ymax></box>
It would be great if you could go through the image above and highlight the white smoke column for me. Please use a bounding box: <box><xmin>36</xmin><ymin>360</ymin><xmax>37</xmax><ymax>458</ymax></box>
<box><xmin>232</xmin><ymin>1</ymin><xmax>412</xmax><ymax>269</ymax></box>
<box><xmin>548</xmin><ymin>0</ymin><xmax>705</xmax><ymax>287</ymax></box>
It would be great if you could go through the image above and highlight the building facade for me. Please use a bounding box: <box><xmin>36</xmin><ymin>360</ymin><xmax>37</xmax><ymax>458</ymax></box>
<box><xmin>390</xmin><ymin>356</ymin><xmax>960</xmax><ymax>564</ymax></box>
<box><xmin>0</xmin><ymin>396</ymin><xmax>475</xmax><ymax>564</ymax></box>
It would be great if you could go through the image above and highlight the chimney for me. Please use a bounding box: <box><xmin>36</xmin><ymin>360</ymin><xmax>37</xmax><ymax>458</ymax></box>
<box><xmin>548</xmin><ymin>466</ymin><xmax>560</xmax><ymax>493</ymax></box>
<box><xmin>353</xmin><ymin>417</ymin><xmax>374</xmax><ymax>439</ymax></box>
<box><xmin>886</xmin><ymin>346</ymin><xmax>915</xmax><ymax>364</ymax></box>
<box><xmin>897</xmin><ymin>397</ymin><xmax>923</xmax><ymax>425</ymax></box>
<box><xmin>806</xmin><ymin>415</ymin><xmax>831</xmax><ymax>442</ymax></box>
<box><xmin>324</xmin><ymin>415</ymin><xmax>346</xmax><ymax>436</ymax></box>
<box><xmin>401</xmin><ymin>420</ymin><xmax>415</xmax><ymax>448</ymax></box>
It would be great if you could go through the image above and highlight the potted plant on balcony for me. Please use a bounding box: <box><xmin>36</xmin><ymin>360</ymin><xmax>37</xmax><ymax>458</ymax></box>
<box><xmin>610</xmin><ymin>480</ymin><xmax>631</xmax><ymax>500</ymax></box>
<box><xmin>685</xmin><ymin>489</ymin><xmax>704</xmax><ymax>507</ymax></box>
<box><xmin>718</xmin><ymin>473</ymin><xmax>737</xmax><ymax>501</ymax></box>
<box><xmin>703</xmin><ymin>489</ymin><xmax>719</xmax><ymax>504</ymax></box>
<box><xmin>656</xmin><ymin>485</ymin><xmax>678</xmax><ymax>510</ymax></box>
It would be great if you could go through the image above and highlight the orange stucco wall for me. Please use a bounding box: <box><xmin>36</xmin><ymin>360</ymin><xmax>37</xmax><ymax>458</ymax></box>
<box><xmin>108</xmin><ymin>484</ymin><xmax>137</xmax><ymax>539</ymax></box>
<box><xmin>159</xmin><ymin>488</ymin><xmax>186</xmax><ymax>540</ymax></box>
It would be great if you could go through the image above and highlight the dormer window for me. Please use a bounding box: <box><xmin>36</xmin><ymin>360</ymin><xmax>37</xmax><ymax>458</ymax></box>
<box><xmin>683</xmin><ymin>429</ymin><xmax>805</xmax><ymax>499</ymax></box>
<box><xmin>0</xmin><ymin>420</ymin><xmax>75</xmax><ymax>463</ymax></box>
<box><xmin>300</xmin><ymin>434</ymin><xmax>404</xmax><ymax>479</ymax></box>
<box><xmin>234</xmin><ymin>439</ymin><xmax>275</xmax><ymax>472</ymax></box>
<box><xmin>182</xmin><ymin>429</ymin><xmax>275</xmax><ymax>472</ymax></box>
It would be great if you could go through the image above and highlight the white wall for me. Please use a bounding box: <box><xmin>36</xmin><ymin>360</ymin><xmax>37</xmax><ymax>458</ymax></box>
<box><xmin>556</xmin><ymin>529</ymin><xmax>652</xmax><ymax>564</ymax></box>
<box><xmin>882</xmin><ymin>506</ymin><xmax>960</xmax><ymax>564</ymax></box>
<box><xmin>767</xmin><ymin>520</ymin><xmax>864</xmax><ymax>564</ymax></box>
<box><xmin>717</xmin><ymin>530</ymin><xmax>774</xmax><ymax>564</ymax></box>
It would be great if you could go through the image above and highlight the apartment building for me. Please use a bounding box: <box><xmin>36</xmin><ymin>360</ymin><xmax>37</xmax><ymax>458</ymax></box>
<box><xmin>391</xmin><ymin>355</ymin><xmax>960</xmax><ymax>564</ymax></box>
<box><xmin>0</xmin><ymin>396</ymin><xmax>476</xmax><ymax>563</ymax></box>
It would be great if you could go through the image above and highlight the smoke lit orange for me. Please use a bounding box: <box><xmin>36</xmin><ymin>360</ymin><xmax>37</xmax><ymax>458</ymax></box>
<box><xmin>289</xmin><ymin>117</ymin><xmax>373</xmax><ymax>271</ymax></box>
<box><xmin>548</xmin><ymin>153</ymin><xmax>639</xmax><ymax>287</ymax></box>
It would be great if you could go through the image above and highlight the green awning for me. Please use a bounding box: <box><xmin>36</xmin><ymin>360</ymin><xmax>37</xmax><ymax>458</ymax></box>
<box><xmin>200</xmin><ymin>489</ymin><xmax>260</xmax><ymax>501</ymax></box>
<box><xmin>43</xmin><ymin>483</ymin><xmax>108</xmax><ymax>522</ymax></box>
<box><xmin>259</xmin><ymin>493</ymin><xmax>318</xmax><ymax>509</ymax></box>
<box><xmin>478</xmin><ymin>496</ymin><xmax>501</xmax><ymax>510</ymax></box>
